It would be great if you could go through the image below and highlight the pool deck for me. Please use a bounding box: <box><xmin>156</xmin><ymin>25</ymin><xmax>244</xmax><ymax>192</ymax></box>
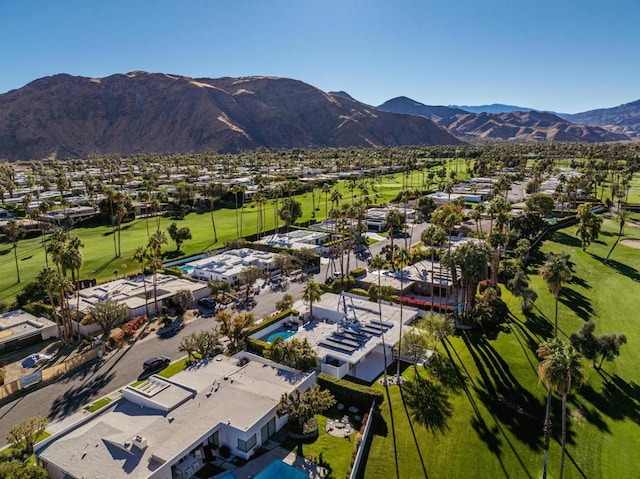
<box><xmin>230</xmin><ymin>446</ymin><xmax>328</xmax><ymax>478</ymax></box>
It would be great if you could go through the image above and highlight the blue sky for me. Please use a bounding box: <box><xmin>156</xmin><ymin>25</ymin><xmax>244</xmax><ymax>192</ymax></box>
<box><xmin>1</xmin><ymin>0</ymin><xmax>638</xmax><ymax>113</ymax></box>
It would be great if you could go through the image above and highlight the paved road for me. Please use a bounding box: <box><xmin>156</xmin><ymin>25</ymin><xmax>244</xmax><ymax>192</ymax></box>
<box><xmin>0</xmin><ymin>221</ymin><xmax>428</xmax><ymax>446</ymax></box>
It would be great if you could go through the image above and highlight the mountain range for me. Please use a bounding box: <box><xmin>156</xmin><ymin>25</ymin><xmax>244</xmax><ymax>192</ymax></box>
<box><xmin>0</xmin><ymin>72</ymin><xmax>638</xmax><ymax>161</ymax></box>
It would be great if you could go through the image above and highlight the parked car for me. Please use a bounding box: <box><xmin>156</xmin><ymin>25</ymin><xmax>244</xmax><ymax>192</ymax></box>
<box><xmin>157</xmin><ymin>321</ymin><xmax>184</xmax><ymax>338</ymax></box>
<box><xmin>21</xmin><ymin>353</ymin><xmax>52</xmax><ymax>369</ymax></box>
<box><xmin>143</xmin><ymin>355</ymin><xmax>170</xmax><ymax>372</ymax></box>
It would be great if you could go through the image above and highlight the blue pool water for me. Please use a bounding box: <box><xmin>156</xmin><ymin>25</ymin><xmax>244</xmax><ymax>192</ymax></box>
<box><xmin>266</xmin><ymin>330</ymin><xmax>295</xmax><ymax>343</ymax></box>
<box><xmin>215</xmin><ymin>472</ymin><xmax>236</xmax><ymax>479</ymax></box>
<box><xmin>254</xmin><ymin>460</ymin><xmax>308</xmax><ymax>479</ymax></box>
<box><xmin>179</xmin><ymin>265</ymin><xmax>195</xmax><ymax>273</ymax></box>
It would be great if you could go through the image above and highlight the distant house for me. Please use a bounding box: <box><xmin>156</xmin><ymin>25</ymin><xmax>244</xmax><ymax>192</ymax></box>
<box><xmin>0</xmin><ymin>309</ymin><xmax>58</xmax><ymax>354</ymax></box>
<box><xmin>256</xmin><ymin>230</ymin><xmax>330</xmax><ymax>253</ymax></box>
<box><xmin>70</xmin><ymin>274</ymin><xmax>208</xmax><ymax>335</ymax></box>
<box><xmin>35</xmin><ymin>356</ymin><xmax>315</xmax><ymax>479</ymax></box>
<box><xmin>364</xmin><ymin>205</ymin><xmax>417</xmax><ymax>231</ymax></box>
<box><xmin>39</xmin><ymin>206</ymin><xmax>97</xmax><ymax>226</ymax></box>
<box><xmin>184</xmin><ymin>248</ymin><xmax>278</xmax><ymax>285</ymax></box>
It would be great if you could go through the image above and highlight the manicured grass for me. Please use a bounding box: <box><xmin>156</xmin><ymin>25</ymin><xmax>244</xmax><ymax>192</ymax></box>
<box><xmin>365</xmin><ymin>217</ymin><xmax>640</xmax><ymax>479</ymax></box>
<box><xmin>0</xmin><ymin>163</ymin><xmax>460</xmax><ymax>304</ymax></box>
<box><xmin>282</xmin><ymin>413</ymin><xmax>358</xmax><ymax>478</ymax></box>
<box><xmin>84</xmin><ymin>397</ymin><xmax>112</xmax><ymax>413</ymax></box>
<box><xmin>157</xmin><ymin>357</ymin><xmax>190</xmax><ymax>378</ymax></box>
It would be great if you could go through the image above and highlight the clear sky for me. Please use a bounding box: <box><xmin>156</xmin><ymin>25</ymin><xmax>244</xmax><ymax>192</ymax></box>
<box><xmin>1</xmin><ymin>0</ymin><xmax>638</xmax><ymax>113</ymax></box>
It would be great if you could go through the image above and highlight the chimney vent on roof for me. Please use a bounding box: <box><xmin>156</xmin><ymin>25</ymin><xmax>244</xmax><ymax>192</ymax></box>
<box><xmin>132</xmin><ymin>435</ymin><xmax>148</xmax><ymax>451</ymax></box>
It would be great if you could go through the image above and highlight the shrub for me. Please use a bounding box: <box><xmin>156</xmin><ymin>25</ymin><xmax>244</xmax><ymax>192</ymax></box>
<box><xmin>349</xmin><ymin>267</ymin><xmax>367</xmax><ymax>278</ymax></box>
<box><xmin>349</xmin><ymin>288</ymin><xmax>369</xmax><ymax>298</ymax></box>
<box><xmin>317</xmin><ymin>373</ymin><xmax>384</xmax><ymax>410</ymax></box>
<box><xmin>247</xmin><ymin>338</ymin><xmax>269</xmax><ymax>356</ymax></box>
<box><xmin>396</xmin><ymin>296</ymin><xmax>455</xmax><ymax>313</ymax></box>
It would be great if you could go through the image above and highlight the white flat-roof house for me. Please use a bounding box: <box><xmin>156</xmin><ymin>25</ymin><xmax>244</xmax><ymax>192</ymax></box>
<box><xmin>364</xmin><ymin>206</ymin><xmax>417</xmax><ymax>231</ymax></box>
<box><xmin>256</xmin><ymin>230</ymin><xmax>330</xmax><ymax>253</ymax></box>
<box><xmin>184</xmin><ymin>248</ymin><xmax>278</xmax><ymax>285</ymax></box>
<box><xmin>35</xmin><ymin>356</ymin><xmax>315</xmax><ymax>479</ymax></box>
<box><xmin>0</xmin><ymin>309</ymin><xmax>58</xmax><ymax>354</ymax></box>
<box><xmin>71</xmin><ymin>274</ymin><xmax>209</xmax><ymax>335</ymax></box>
<box><xmin>287</xmin><ymin>293</ymin><xmax>419</xmax><ymax>382</ymax></box>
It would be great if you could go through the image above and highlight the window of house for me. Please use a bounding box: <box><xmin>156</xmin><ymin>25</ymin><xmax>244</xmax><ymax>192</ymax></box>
<box><xmin>237</xmin><ymin>434</ymin><xmax>256</xmax><ymax>453</ymax></box>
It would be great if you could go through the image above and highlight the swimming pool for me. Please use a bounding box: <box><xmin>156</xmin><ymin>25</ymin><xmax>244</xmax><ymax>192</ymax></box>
<box><xmin>254</xmin><ymin>460</ymin><xmax>308</xmax><ymax>479</ymax></box>
<box><xmin>266</xmin><ymin>330</ymin><xmax>296</xmax><ymax>343</ymax></box>
<box><xmin>214</xmin><ymin>471</ymin><xmax>237</xmax><ymax>479</ymax></box>
<box><xmin>179</xmin><ymin>265</ymin><xmax>195</xmax><ymax>274</ymax></box>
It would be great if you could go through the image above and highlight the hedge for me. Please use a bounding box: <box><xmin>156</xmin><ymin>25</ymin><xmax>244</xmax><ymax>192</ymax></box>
<box><xmin>247</xmin><ymin>337</ymin><xmax>270</xmax><ymax>356</ymax></box>
<box><xmin>349</xmin><ymin>267</ymin><xmax>367</xmax><ymax>278</ymax></box>
<box><xmin>248</xmin><ymin>309</ymin><xmax>299</xmax><ymax>334</ymax></box>
<box><xmin>317</xmin><ymin>373</ymin><xmax>384</xmax><ymax>409</ymax></box>
<box><xmin>349</xmin><ymin>288</ymin><xmax>369</xmax><ymax>298</ymax></box>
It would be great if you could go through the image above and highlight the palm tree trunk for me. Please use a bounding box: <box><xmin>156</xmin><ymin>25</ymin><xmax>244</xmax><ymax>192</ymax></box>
<box><xmin>13</xmin><ymin>246</ymin><xmax>20</xmax><ymax>283</ymax></box>
<box><xmin>210</xmin><ymin>209</ymin><xmax>218</xmax><ymax>243</ymax></box>
<box><xmin>378</xmin><ymin>275</ymin><xmax>388</xmax><ymax>385</ymax></box>
<box><xmin>554</xmin><ymin>297</ymin><xmax>559</xmax><ymax>338</ymax></box>
<box><xmin>559</xmin><ymin>395</ymin><xmax>567</xmax><ymax>479</ymax></box>
<box><xmin>541</xmin><ymin>387</ymin><xmax>552</xmax><ymax>479</ymax></box>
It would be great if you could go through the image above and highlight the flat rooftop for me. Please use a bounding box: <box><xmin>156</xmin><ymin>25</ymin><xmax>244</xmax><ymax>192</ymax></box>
<box><xmin>0</xmin><ymin>309</ymin><xmax>56</xmax><ymax>344</ymax></box>
<box><xmin>36</xmin><ymin>356</ymin><xmax>311</xmax><ymax>479</ymax></box>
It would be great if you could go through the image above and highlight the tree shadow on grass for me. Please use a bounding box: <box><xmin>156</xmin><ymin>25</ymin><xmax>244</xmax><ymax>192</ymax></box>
<box><xmin>579</xmin><ymin>372</ymin><xmax>640</xmax><ymax>424</ymax></box>
<box><xmin>462</xmin><ymin>332</ymin><xmax>548</xmax><ymax>452</ymax></box>
<box><xmin>568</xmin><ymin>274</ymin><xmax>591</xmax><ymax>289</ymax></box>
<box><xmin>398</xmin><ymin>379</ymin><xmax>430</xmax><ymax>478</ymax></box>
<box><xmin>550</xmin><ymin>231</ymin><xmax>582</xmax><ymax>248</ymax></box>
<box><xmin>91</xmin><ymin>257</ymin><xmax>117</xmax><ymax>277</ymax></box>
<box><xmin>443</xmin><ymin>339</ymin><xmax>536</xmax><ymax>479</ymax></box>
<box><xmin>588</xmin><ymin>252</ymin><xmax>640</xmax><ymax>283</ymax></box>
<box><xmin>558</xmin><ymin>287</ymin><xmax>594</xmax><ymax>321</ymax></box>
<box><xmin>523</xmin><ymin>308</ymin><xmax>554</xmax><ymax>340</ymax></box>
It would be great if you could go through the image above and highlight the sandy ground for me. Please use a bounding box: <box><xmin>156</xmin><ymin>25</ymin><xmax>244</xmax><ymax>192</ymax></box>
<box><xmin>620</xmin><ymin>239</ymin><xmax>640</xmax><ymax>249</ymax></box>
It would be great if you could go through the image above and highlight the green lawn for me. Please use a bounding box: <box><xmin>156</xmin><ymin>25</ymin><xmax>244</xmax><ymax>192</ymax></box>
<box><xmin>282</xmin><ymin>412</ymin><xmax>359</xmax><ymax>478</ymax></box>
<box><xmin>0</xmin><ymin>164</ymin><xmax>457</xmax><ymax>304</ymax></box>
<box><xmin>84</xmin><ymin>397</ymin><xmax>112</xmax><ymax>413</ymax></box>
<box><xmin>365</xmin><ymin>217</ymin><xmax>640</xmax><ymax>479</ymax></box>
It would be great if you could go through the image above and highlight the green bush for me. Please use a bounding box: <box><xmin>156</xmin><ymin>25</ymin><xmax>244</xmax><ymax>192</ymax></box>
<box><xmin>247</xmin><ymin>337</ymin><xmax>270</xmax><ymax>356</ymax></box>
<box><xmin>349</xmin><ymin>288</ymin><xmax>369</xmax><ymax>298</ymax></box>
<box><xmin>349</xmin><ymin>267</ymin><xmax>367</xmax><ymax>278</ymax></box>
<box><xmin>317</xmin><ymin>373</ymin><xmax>384</xmax><ymax>410</ymax></box>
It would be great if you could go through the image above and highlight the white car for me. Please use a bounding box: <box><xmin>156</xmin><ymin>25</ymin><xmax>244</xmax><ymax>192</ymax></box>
<box><xmin>21</xmin><ymin>353</ymin><xmax>52</xmax><ymax>368</ymax></box>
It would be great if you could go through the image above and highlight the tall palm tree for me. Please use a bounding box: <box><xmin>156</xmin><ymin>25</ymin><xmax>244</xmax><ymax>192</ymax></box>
<box><xmin>369</xmin><ymin>254</ymin><xmax>389</xmax><ymax>385</ymax></box>
<box><xmin>421</xmin><ymin>225</ymin><xmax>447</xmax><ymax>311</ymax></box>
<box><xmin>539</xmin><ymin>252</ymin><xmax>572</xmax><ymax>337</ymax></box>
<box><xmin>538</xmin><ymin>342</ymin><xmax>585</xmax><ymax>479</ymax></box>
<box><xmin>322</xmin><ymin>183</ymin><xmax>332</xmax><ymax>220</ymax></box>
<box><xmin>148</xmin><ymin>231</ymin><xmax>168</xmax><ymax>316</ymax></box>
<box><xmin>4</xmin><ymin>219</ymin><xmax>22</xmax><ymax>283</ymax></box>
<box><xmin>37</xmin><ymin>267</ymin><xmax>62</xmax><ymax>337</ymax></box>
<box><xmin>133</xmin><ymin>246</ymin><xmax>151</xmax><ymax>318</ymax></box>
<box><xmin>537</xmin><ymin>338</ymin><xmax>563</xmax><ymax>479</ymax></box>
<box><xmin>302</xmin><ymin>280</ymin><xmax>322</xmax><ymax>325</ymax></box>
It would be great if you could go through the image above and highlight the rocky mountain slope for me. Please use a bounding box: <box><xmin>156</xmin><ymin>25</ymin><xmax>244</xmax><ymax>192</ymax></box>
<box><xmin>560</xmin><ymin>99</ymin><xmax>640</xmax><ymax>139</ymax></box>
<box><xmin>378</xmin><ymin>97</ymin><xmax>466</xmax><ymax>122</ymax></box>
<box><xmin>379</xmin><ymin>96</ymin><xmax>630</xmax><ymax>142</ymax></box>
<box><xmin>0</xmin><ymin>72</ymin><xmax>462</xmax><ymax>161</ymax></box>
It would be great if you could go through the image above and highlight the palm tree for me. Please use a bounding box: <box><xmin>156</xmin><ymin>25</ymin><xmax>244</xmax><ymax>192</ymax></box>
<box><xmin>4</xmin><ymin>219</ymin><xmax>23</xmax><ymax>283</ymax></box>
<box><xmin>148</xmin><ymin>231</ymin><xmax>168</xmax><ymax>316</ymax></box>
<box><xmin>133</xmin><ymin>246</ymin><xmax>151</xmax><ymax>318</ymax></box>
<box><xmin>322</xmin><ymin>183</ymin><xmax>331</xmax><ymax>219</ymax></box>
<box><xmin>539</xmin><ymin>252</ymin><xmax>572</xmax><ymax>337</ymax></box>
<box><xmin>37</xmin><ymin>267</ymin><xmax>62</xmax><ymax>337</ymax></box>
<box><xmin>538</xmin><ymin>342</ymin><xmax>585</xmax><ymax>479</ymax></box>
<box><xmin>537</xmin><ymin>337</ymin><xmax>563</xmax><ymax>479</ymax></box>
<box><xmin>302</xmin><ymin>280</ymin><xmax>322</xmax><ymax>324</ymax></box>
<box><xmin>421</xmin><ymin>225</ymin><xmax>447</xmax><ymax>311</ymax></box>
<box><xmin>370</xmin><ymin>254</ymin><xmax>389</xmax><ymax>385</ymax></box>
